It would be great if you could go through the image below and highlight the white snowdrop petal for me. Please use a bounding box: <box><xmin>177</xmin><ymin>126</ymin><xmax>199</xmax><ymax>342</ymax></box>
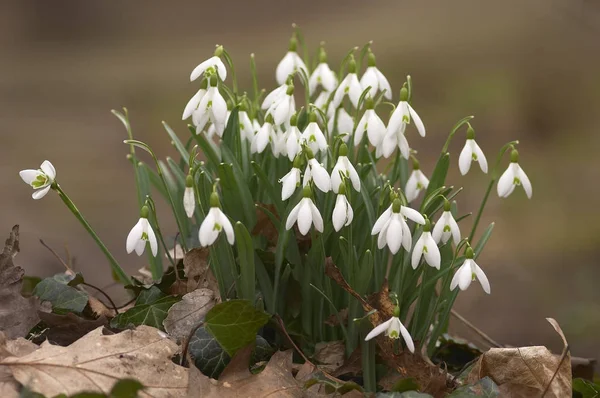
<box><xmin>386</xmin><ymin>217</ymin><xmax>403</xmax><ymax>254</ymax></box>
<box><xmin>458</xmin><ymin>262</ymin><xmax>473</xmax><ymax>291</ymax></box>
<box><xmin>473</xmin><ymin>141</ymin><xmax>488</xmax><ymax>173</ymax></box>
<box><xmin>285</xmin><ymin>201</ymin><xmax>302</xmax><ymax>230</ymax></box>
<box><xmin>146</xmin><ymin>223</ymin><xmax>158</xmax><ymax>257</ymax></box>
<box><xmin>518</xmin><ymin>165</ymin><xmax>533</xmax><ymax>199</ymax></box>
<box><xmin>221</xmin><ymin>214</ymin><xmax>235</xmax><ymax>245</ymax></box>
<box><xmin>411</xmin><ymin>237</ymin><xmax>425</xmax><ymax>269</ymax></box>
<box><xmin>496</xmin><ymin>166</ymin><xmax>514</xmax><ymax>198</ymax></box>
<box><xmin>19</xmin><ymin>169</ymin><xmax>39</xmax><ymax>185</ymax></box>
<box><xmin>458</xmin><ymin>141</ymin><xmax>473</xmax><ymax>175</ymax></box>
<box><xmin>408</xmin><ymin>104</ymin><xmax>426</xmax><ymax>137</ymax></box>
<box><xmin>424</xmin><ymin>234</ymin><xmax>441</xmax><ymax>269</ymax></box>
<box><xmin>126</xmin><ymin>218</ymin><xmax>144</xmax><ymax>254</ymax></box>
<box><xmin>372</xmin><ymin>205</ymin><xmax>392</xmax><ymax>235</ymax></box>
<box><xmin>365</xmin><ymin>318</ymin><xmax>393</xmax><ymax>341</ymax></box>
<box><xmin>474</xmin><ymin>262</ymin><xmax>491</xmax><ymax>294</ymax></box>
<box><xmin>32</xmin><ymin>185</ymin><xmax>51</xmax><ymax>199</ymax></box>
<box><xmin>309</xmin><ymin>200</ymin><xmax>324</xmax><ymax>232</ymax></box>
<box><xmin>40</xmin><ymin>160</ymin><xmax>56</xmax><ymax>180</ymax></box>
<box><xmin>297</xmin><ymin>200</ymin><xmax>313</xmax><ymax>236</ymax></box>
<box><xmin>399</xmin><ymin>323</ymin><xmax>415</xmax><ymax>353</ymax></box>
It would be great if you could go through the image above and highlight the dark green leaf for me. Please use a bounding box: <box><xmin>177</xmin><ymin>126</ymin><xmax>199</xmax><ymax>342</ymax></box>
<box><xmin>109</xmin><ymin>378</ymin><xmax>144</xmax><ymax>398</ymax></box>
<box><xmin>421</xmin><ymin>152</ymin><xmax>449</xmax><ymax>208</ymax></box>
<box><xmin>391</xmin><ymin>378</ymin><xmax>420</xmax><ymax>393</ymax></box>
<box><xmin>32</xmin><ymin>277</ymin><xmax>88</xmax><ymax>313</ymax></box>
<box><xmin>110</xmin><ymin>294</ymin><xmax>180</xmax><ymax>330</ymax></box>
<box><xmin>162</xmin><ymin>122</ymin><xmax>189</xmax><ymax>165</ymax></box>
<box><xmin>573</xmin><ymin>378</ymin><xmax>600</xmax><ymax>398</ymax></box>
<box><xmin>235</xmin><ymin>222</ymin><xmax>255</xmax><ymax>302</ymax></box>
<box><xmin>136</xmin><ymin>286</ymin><xmax>166</xmax><ymax>305</ymax></box>
<box><xmin>204</xmin><ymin>300</ymin><xmax>270</xmax><ymax>356</ymax></box>
<box><xmin>222</xmin><ymin>107</ymin><xmax>240</xmax><ymax>150</ymax></box>
<box><xmin>473</xmin><ymin>223</ymin><xmax>494</xmax><ymax>259</ymax></box>
<box><xmin>447</xmin><ymin>377</ymin><xmax>499</xmax><ymax>397</ymax></box>
<box><xmin>189</xmin><ymin>326</ymin><xmax>231</xmax><ymax>379</ymax></box>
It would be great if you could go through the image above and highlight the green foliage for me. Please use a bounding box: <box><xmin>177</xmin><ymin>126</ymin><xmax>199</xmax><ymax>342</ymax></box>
<box><xmin>110</xmin><ymin>287</ymin><xmax>180</xmax><ymax>330</ymax></box>
<box><xmin>447</xmin><ymin>377</ymin><xmax>500</xmax><ymax>397</ymax></box>
<box><xmin>32</xmin><ymin>274</ymin><xmax>88</xmax><ymax>314</ymax></box>
<box><xmin>573</xmin><ymin>378</ymin><xmax>600</xmax><ymax>398</ymax></box>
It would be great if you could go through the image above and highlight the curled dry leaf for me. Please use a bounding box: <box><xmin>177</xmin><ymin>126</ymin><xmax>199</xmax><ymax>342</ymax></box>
<box><xmin>0</xmin><ymin>225</ymin><xmax>39</xmax><ymax>338</ymax></box>
<box><xmin>163</xmin><ymin>288</ymin><xmax>217</xmax><ymax>342</ymax></box>
<box><xmin>0</xmin><ymin>325</ymin><xmax>188</xmax><ymax>397</ymax></box>
<box><xmin>313</xmin><ymin>341</ymin><xmax>345</xmax><ymax>373</ymax></box>
<box><xmin>36</xmin><ymin>310</ymin><xmax>107</xmax><ymax>346</ymax></box>
<box><xmin>467</xmin><ymin>318</ymin><xmax>571</xmax><ymax>397</ymax></box>
<box><xmin>0</xmin><ymin>331</ymin><xmax>38</xmax><ymax>398</ymax></box>
<box><xmin>183</xmin><ymin>248</ymin><xmax>220</xmax><ymax>298</ymax></box>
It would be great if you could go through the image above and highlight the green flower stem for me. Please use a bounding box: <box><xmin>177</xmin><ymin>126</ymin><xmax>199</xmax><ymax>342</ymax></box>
<box><xmin>468</xmin><ymin>140</ymin><xmax>519</xmax><ymax>241</ymax></box>
<box><xmin>441</xmin><ymin>115</ymin><xmax>474</xmax><ymax>154</ymax></box>
<box><xmin>54</xmin><ymin>184</ymin><xmax>130</xmax><ymax>285</ymax></box>
<box><xmin>124</xmin><ymin>139</ymin><xmax>188</xmax><ymax>252</ymax></box>
<box><xmin>221</xmin><ymin>48</ymin><xmax>238</xmax><ymax>99</ymax></box>
<box><xmin>146</xmin><ymin>196</ymin><xmax>176</xmax><ymax>269</ymax></box>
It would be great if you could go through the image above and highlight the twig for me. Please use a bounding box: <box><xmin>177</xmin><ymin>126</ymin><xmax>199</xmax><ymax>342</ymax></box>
<box><xmin>181</xmin><ymin>321</ymin><xmax>204</xmax><ymax>367</ymax></box>
<box><xmin>541</xmin><ymin>343</ymin><xmax>569</xmax><ymax>397</ymax></box>
<box><xmin>116</xmin><ymin>296</ymin><xmax>136</xmax><ymax>310</ymax></box>
<box><xmin>40</xmin><ymin>239</ymin><xmax>73</xmax><ymax>273</ymax></box>
<box><xmin>81</xmin><ymin>282</ymin><xmax>119</xmax><ymax>315</ymax></box>
<box><xmin>64</xmin><ymin>243</ymin><xmax>73</xmax><ymax>269</ymax></box>
<box><xmin>450</xmin><ymin>309</ymin><xmax>502</xmax><ymax>348</ymax></box>
<box><xmin>273</xmin><ymin>314</ymin><xmax>313</xmax><ymax>366</ymax></box>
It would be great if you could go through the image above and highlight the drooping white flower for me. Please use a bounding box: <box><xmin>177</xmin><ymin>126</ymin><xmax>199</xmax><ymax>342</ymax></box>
<box><xmin>327</xmin><ymin>107</ymin><xmax>354</xmax><ymax>143</ymax></box>
<box><xmin>459</xmin><ymin>126</ymin><xmax>488</xmax><ymax>175</ymax></box>
<box><xmin>238</xmin><ymin>108</ymin><xmax>254</xmax><ymax>142</ymax></box>
<box><xmin>270</xmin><ymin>128</ymin><xmax>287</xmax><ymax>158</ymax></box>
<box><xmin>275</xmin><ymin>36</ymin><xmax>308</xmax><ymax>85</ymax></box>
<box><xmin>411</xmin><ymin>221</ymin><xmax>441</xmax><ymax>269</ymax></box>
<box><xmin>267</xmin><ymin>84</ymin><xmax>296</xmax><ymax>127</ymax></box>
<box><xmin>303</xmin><ymin>158</ymin><xmax>331</xmax><ymax>193</ymax></box>
<box><xmin>497</xmin><ymin>149</ymin><xmax>532</xmax><ymax>199</ymax></box>
<box><xmin>450</xmin><ymin>247</ymin><xmax>491</xmax><ymax>294</ymax></box>
<box><xmin>126</xmin><ymin>206</ymin><xmax>158</xmax><ymax>257</ymax></box>
<box><xmin>285</xmin><ymin>114</ymin><xmax>303</xmax><ymax>161</ymax></box>
<box><xmin>314</xmin><ymin>91</ymin><xmax>331</xmax><ymax>112</ymax></box>
<box><xmin>182</xmin><ymin>80</ymin><xmax>207</xmax><ymax>120</ymax></box>
<box><xmin>183</xmin><ymin>175</ymin><xmax>195</xmax><ymax>219</ymax></box>
<box><xmin>354</xmin><ymin>97</ymin><xmax>386</xmax><ymax>147</ymax></box>
<box><xmin>190</xmin><ymin>46</ymin><xmax>227</xmax><ymax>82</ymax></box>
<box><xmin>365</xmin><ymin>307</ymin><xmax>414</xmax><ymax>353</ymax></box>
<box><xmin>280</xmin><ymin>164</ymin><xmax>302</xmax><ymax>201</ymax></box>
<box><xmin>405</xmin><ymin>163</ymin><xmax>429</xmax><ymax>203</ymax></box>
<box><xmin>262</xmin><ymin>84</ymin><xmax>288</xmax><ymax>111</ymax></box>
<box><xmin>301</xmin><ymin>112</ymin><xmax>328</xmax><ymax>154</ymax></box>
<box><xmin>332</xmin><ymin>186</ymin><xmax>354</xmax><ymax>232</ymax></box>
<box><xmin>331</xmin><ymin>57</ymin><xmax>362</xmax><ymax>109</ymax></box>
<box><xmin>330</xmin><ymin>144</ymin><xmax>360</xmax><ymax>193</ymax></box>
<box><xmin>251</xmin><ymin>117</ymin><xmax>274</xmax><ymax>154</ymax></box>
<box><xmin>387</xmin><ymin>86</ymin><xmax>425</xmax><ymax>139</ymax></box>
<box><xmin>285</xmin><ymin>186</ymin><xmax>323</xmax><ymax>235</ymax></box>
<box><xmin>380</xmin><ymin>122</ymin><xmax>410</xmax><ymax>159</ymax></box>
<box><xmin>203</xmin><ymin>109</ymin><xmax>231</xmax><ymax>139</ymax></box>
<box><xmin>372</xmin><ymin>200</ymin><xmax>425</xmax><ymax>254</ymax></box>
<box><xmin>309</xmin><ymin>47</ymin><xmax>338</xmax><ymax>94</ymax></box>
<box><xmin>432</xmin><ymin>201</ymin><xmax>461</xmax><ymax>246</ymax></box>
<box><xmin>360</xmin><ymin>51</ymin><xmax>392</xmax><ymax>100</ymax></box>
<box><xmin>192</xmin><ymin>76</ymin><xmax>227</xmax><ymax>137</ymax></box>
<box><xmin>199</xmin><ymin>192</ymin><xmax>234</xmax><ymax>247</ymax></box>
<box><xmin>19</xmin><ymin>160</ymin><xmax>56</xmax><ymax>200</ymax></box>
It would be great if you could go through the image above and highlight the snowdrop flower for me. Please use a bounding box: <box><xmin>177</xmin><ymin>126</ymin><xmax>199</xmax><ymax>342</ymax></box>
<box><xmin>432</xmin><ymin>200</ymin><xmax>460</xmax><ymax>246</ymax></box>
<box><xmin>497</xmin><ymin>149</ymin><xmax>532</xmax><ymax>199</ymax></box>
<box><xmin>365</xmin><ymin>306</ymin><xmax>414</xmax><ymax>353</ymax></box>
<box><xmin>314</xmin><ymin>91</ymin><xmax>330</xmax><ymax>112</ymax></box>
<box><xmin>285</xmin><ymin>186</ymin><xmax>323</xmax><ymax>235</ymax></box>
<box><xmin>190</xmin><ymin>45</ymin><xmax>227</xmax><ymax>82</ymax></box>
<box><xmin>354</xmin><ymin>97</ymin><xmax>386</xmax><ymax>147</ymax></box>
<box><xmin>285</xmin><ymin>113</ymin><xmax>303</xmax><ymax>161</ymax></box>
<box><xmin>270</xmin><ymin>129</ymin><xmax>287</xmax><ymax>158</ymax></box>
<box><xmin>267</xmin><ymin>84</ymin><xmax>295</xmax><ymax>127</ymax></box>
<box><xmin>411</xmin><ymin>220</ymin><xmax>441</xmax><ymax>269</ymax></box>
<box><xmin>332</xmin><ymin>184</ymin><xmax>354</xmax><ymax>232</ymax></box>
<box><xmin>372</xmin><ymin>199</ymin><xmax>425</xmax><ymax>254</ymax></box>
<box><xmin>381</xmin><ymin>121</ymin><xmax>410</xmax><ymax>159</ymax></box>
<box><xmin>126</xmin><ymin>206</ymin><xmax>158</xmax><ymax>257</ymax></box>
<box><xmin>251</xmin><ymin>115</ymin><xmax>275</xmax><ymax>154</ymax></box>
<box><xmin>262</xmin><ymin>83</ymin><xmax>288</xmax><ymax>111</ymax></box>
<box><xmin>238</xmin><ymin>105</ymin><xmax>254</xmax><ymax>142</ymax></box>
<box><xmin>192</xmin><ymin>75</ymin><xmax>227</xmax><ymax>137</ymax></box>
<box><xmin>199</xmin><ymin>192</ymin><xmax>234</xmax><ymax>247</ymax></box>
<box><xmin>303</xmin><ymin>155</ymin><xmax>331</xmax><ymax>193</ymax></box>
<box><xmin>183</xmin><ymin>175</ymin><xmax>195</xmax><ymax>218</ymax></box>
<box><xmin>327</xmin><ymin>107</ymin><xmax>354</xmax><ymax>142</ymax></box>
<box><xmin>276</xmin><ymin>35</ymin><xmax>308</xmax><ymax>85</ymax></box>
<box><xmin>309</xmin><ymin>46</ymin><xmax>338</xmax><ymax>94</ymax></box>
<box><xmin>459</xmin><ymin>126</ymin><xmax>488</xmax><ymax>175</ymax></box>
<box><xmin>332</xmin><ymin>56</ymin><xmax>362</xmax><ymax>109</ymax></box>
<box><xmin>280</xmin><ymin>157</ymin><xmax>303</xmax><ymax>200</ymax></box>
<box><xmin>330</xmin><ymin>143</ymin><xmax>360</xmax><ymax>193</ymax></box>
<box><xmin>182</xmin><ymin>79</ymin><xmax>208</xmax><ymax>120</ymax></box>
<box><xmin>386</xmin><ymin>86</ymin><xmax>425</xmax><ymax>140</ymax></box>
<box><xmin>301</xmin><ymin>112</ymin><xmax>328</xmax><ymax>154</ymax></box>
<box><xmin>203</xmin><ymin>107</ymin><xmax>231</xmax><ymax>139</ymax></box>
<box><xmin>450</xmin><ymin>247</ymin><xmax>490</xmax><ymax>294</ymax></box>
<box><xmin>19</xmin><ymin>160</ymin><xmax>56</xmax><ymax>200</ymax></box>
<box><xmin>405</xmin><ymin>160</ymin><xmax>429</xmax><ymax>203</ymax></box>
<box><xmin>360</xmin><ymin>50</ymin><xmax>392</xmax><ymax>100</ymax></box>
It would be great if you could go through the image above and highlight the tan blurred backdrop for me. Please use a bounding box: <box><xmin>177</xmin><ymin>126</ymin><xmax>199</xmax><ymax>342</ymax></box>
<box><xmin>2</xmin><ymin>0</ymin><xmax>599</xmax><ymax>360</ymax></box>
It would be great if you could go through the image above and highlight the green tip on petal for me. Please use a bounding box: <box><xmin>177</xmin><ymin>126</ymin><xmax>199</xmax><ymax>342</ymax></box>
<box><xmin>214</xmin><ymin>45</ymin><xmax>224</xmax><ymax>57</ymax></box>
<box><xmin>140</xmin><ymin>205</ymin><xmax>150</xmax><ymax>219</ymax></box>
<box><xmin>510</xmin><ymin>148</ymin><xmax>519</xmax><ymax>163</ymax></box>
<box><xmin>338</xmin><ymin>143</ymin><xmax>348</xmax><ymax>157</ymax></box>
<box><xmin>399</xmin><ymin>87</ymin><xmax>409</xmax><ymax>102</ymax></box>
<box><xmin>466</xmin><ymin>125</ymin><xmax>475</xmax><ymax>140</ymax></box>
<box><xmin>289</xmin><ymin>36</ymin><xmax>298</xmax><ymax>52</ymax></box>
<box><xmin>210</xmin><ymin>192</ymin><xmax>221</xmax><ymax>208</ymax></box>
<box><xmin>367</xmin><ymin>50</ymin><xmax>376</xmax><ymax>67</ymax></box>
<box><xmin>365</xmin><ymin>96</ymin><xmax>375</xmax><ymax>110</ymax></box>
<box><xmin>443</xmin><ymin>199</ymin><xmax>451</xmax><ymax>212</ymax></box>
<box><xmin>290</xmin><ymin>112</ymin><xmax>298</xmax><ymax>126</ymax></box>
<box><xmin>393</xmin><ymin>306</ymin><xmax>400</xmax><ymax>318</ymax></box>
<box><xmin>209</xmin><ymin>74</ymin><xmax>217</xmax><ymax>87</ymax></box>
<box><xmin>465</xmin><ymin>247</ymin><xmax>474</xmax><ymax>259</ymax></box>
<box><xmin>347</xmin><ymin>56</ymin><xmax>357</xmax><ymax>74</ymax></box>
<box><xmin>186</xmin><ymin>174</ymin><xmax>194</xmax><ymax>188</ymax></box>
<box><xmin>392</xmin><ymin>198</ymin><xmax>401</xmax><ymax>213</ymax></box>
<box><xmin>318</xmin><ymin>46</ymin><xmax>327</xmax><ymax>63</ymax></box>
<box><xmin>302</xmin><ymin>185</ymin><xmax>312</xmax><ymax>198</ymax></box>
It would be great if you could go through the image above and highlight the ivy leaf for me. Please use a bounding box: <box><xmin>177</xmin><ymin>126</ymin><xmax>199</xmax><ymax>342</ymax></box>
<box><xmin>110</xmin><ymin>294</ymin><xmax>180</xmax><ymax>330</ymax></box>
<box><xmin>136</xmin><ymin>286</ymin><xmax>166</xmax><ymax>305</ymax></box>
<box><xmin>204</xmin><ymin>300</ymin><xmax>270</xmax><ymax>356</ymax></box>
<box><xmin>33</xmin><ymin>276</ymin><xmax>88</xmax><ymax>314</ymax></box>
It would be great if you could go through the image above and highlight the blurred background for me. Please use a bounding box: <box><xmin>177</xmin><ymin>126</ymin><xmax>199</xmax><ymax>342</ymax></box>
<box><xmin>2</xmin><ymin>0</ymin><xmax>599</xmax><ymax>361</ymax></box>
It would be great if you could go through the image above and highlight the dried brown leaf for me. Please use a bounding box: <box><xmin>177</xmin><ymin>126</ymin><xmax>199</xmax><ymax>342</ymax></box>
<box><xmin>0</xmin><ymin>331</ymin><xmax>38</xmax><ymax>398</ymax></box>
<box><xmin>313</xmin><ymin>341</ymin><xmax>345</xmax><ymax>373</ymax></box>
<box><xmin>187</xmin><ymin>350</ymin><xmax>302</xmax><ymax>397</ymax></box>
<box><xmin>184</xmin><ymin>248</ymin><xmax>220</xmax><ymax>298</ymax></box>
<box><xmin>0</xmin><ymin>325</ymin><xmax>188</xmax><ymax>397</ymax></box>
<box><xmin>36</xmin><ymin>311</ymin><xmax>107</xmax><ymax>346</ymax></box>
<box><xmin>163</xmin><ymin>288</ymin><xmax>216</xmax><ymax>342</ymax></box>
<box><xmin>467</xmin><ymin>318</ymin><xmax>571</xmax><ymax>397</ymax></box>
<box><xmin>0</xmin><ymin>226</ymin><xmax>39</xmax><ymax>338</ymax></box>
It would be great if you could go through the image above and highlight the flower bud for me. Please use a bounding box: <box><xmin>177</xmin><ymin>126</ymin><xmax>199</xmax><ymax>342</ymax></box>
<box><xmin>214</xmin><ymin>45</ymin><xmax>224</xmax><ymax>57</ymax></box>
<box><xmin>338</xmin><ymin>143</ymin><xmax>349</xmax><ymax>157</ymax></box>
<box><xmin>367</xmin><ymin>50</ymin><xmax>376</xmax><ymax>67</ymax></box>
<box><xmin>302</xmin><ymin>185</ymin><xmax>312</xmax><ymax>198</ymax></box>
<box><xmin>393</xmin><ymin>305</ymin><xmax>400</xmax><ymax>317</ymax></box>
<box><xmin>423</xmin><ymin>218</ymin><xmax>431</xmax><ymax>232</ymax></box>
<box><xmin>365</xmin><ymin>96</ymin><xmax>375</xmax><ymax>110</ymax></box>
<box><xmin>293</xmin><ymin>154</ymin><xmax>304</xmax><ymax>169</ymax></box>
<box><xmin>338</xmin><ymin>182</ymin><xmax>347</xmax><ymax>195</ymax></box>
<box><xmin>399</xmin><ymin>86</ymin><xmax>409</xmax><ymax>102</ymax></box>
<box><xmin>412</xmin><ymin>158</ymin><xmax>420</xmax><ymax>170</ymax></box>
<box><xmin>140</xmin><ymin>205</ymin><xmax>150</xmax><ymax>219</ymax></box>
<box><xmin>465</xmin><ymin>246</ymin><xmax>474</xmax><ymax>259</ymax></box>
<box><xmin>209</xmin><ymin>192</ymin><xmax>220</xmax><ymax>208</ymax></box>
<box><xmin>510</xmin><ymin>148</ymin><xmax>519</xmax><ymax>163</ymax></box>
<box><xmin>186</xmin><ymin>174</ymin><xmax>194</xmax><ymax>188</ymax></box>
<box><xmin>289</xmin><ymin>35</ymin><xmax>298</xmax><ymax>52</ymax></box>
<box><xmin>443</xmin><ymin>199</ymin><xmax>451</xmax><ymax>212</ymax></box>
<box><xmin>347</xmin><ymin>56</ymin><xmax>357</xmax><ymax>74</ymax></box>
<box><xmin>392</xmin><ymin>198</ymin><xmax>401</xmax><ymax>213</ymax></box>
<box><xmin>290</xmin><ymin>112</ymin><xmax>298</xmax><ymax>126</ymax></box>
<box><xmin>286</xmin><ymin>84</ymin><xmax>295</xmax><ymax>96</ymax></box>
<box><xmin>466</xmin><ymin>125</ymin><xmax>475</xmax><ymax>140</ymax></box>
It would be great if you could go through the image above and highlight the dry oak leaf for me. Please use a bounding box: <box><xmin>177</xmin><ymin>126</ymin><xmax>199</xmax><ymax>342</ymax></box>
<box><xmin>0</xmin><ymin>325</ymin><xmax>188</xmax><ymax>398</ymax></box>
<box><xmin>163</xmin><ymin>288</ymin><xmax>216</xmax><ymax>343</ymax></box>
<box><xmin>183</xmin><ymin>248</ymin><xmax>220</xmax><ymax>297</ymax></box>
<box><xmin>0</xmin><ymin>331</ymin><xmax>38</xmax><ymax>398</ymax></box>
<box><xmin>467</xmin><ymin>318</ymin><xmax>571</xmax><ymax>398</ymax></box>
<box><xmin>313</xmin><ymin>341</ymin><xmax>345</xmax><ymax>374</ymax></box>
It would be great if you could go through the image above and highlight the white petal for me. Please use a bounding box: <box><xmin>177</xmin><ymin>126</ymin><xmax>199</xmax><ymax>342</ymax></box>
<box><xmin>210</xmin><ymin>90</ymin><xmax>228</xmax><ymax>136</ymax></box>
<box><xmin>332</xmin><ymin>195</ymin><xmax>347</xmax><ymax>232</ymax></box>
<box><xmin>458</xmin><ymin>261</ymin><xmax>473</xmax><ymax>291</ymax></box>
<box><xmin>473</xmin><ymin>140</ymin><xmax>488</xmax><ymax>173</ymax></box>
<box><xmin>449</xmin><ymin>214</ymin><xmax>461</xmax><ymax>246</ymax></box>
<box><xmin>377</xmin><ymin>220</ymin><xmax>390</xmax><ymax>249</ymax></box>
<box><xmin>126</xmin><ymin>218</ymin><xmax>144</xmax><ymax>254</ymax></box>
<box><xmin>184</xmin><ymin>187</ymin><xmax>196</xmax><ymax>218</ymax></box>
<box><xmin>400</xmin><ymin>206</ymin><xmax>425</xmax><ymax>225</ymax></box>
<box><xmin>344</xmin><ymin>158</ymin><xmax>361</xmax><ymax>192</ymax></box>
<box><xmin>19</xmin><ymin>169</ymin><xmax>40</xmax><ymax>185</ymax></box>
<box><xmin>280</xmin><ymin>168</ymin><xmax>299</xmax><ymax>200</ymax></box>
<box><xmin>432</xmin><ymin>217</ymin><xmax>444</xmax><ymax>244</ymax></box>
<box><xmin>182</xmin><ymin>89</ymin><xmax>205</xmax><ymax>120</ymax></box>
<box><xmin>517</xmin><ymin>164</ymin><xmax>533</xmax><ymax>199</ymax></box>
<box><xmin>496</xmin><ymin>166</ymin><xmax>515</xmax><ymax>198</ymax></box>
<box><xmin>359</xmin><ymin>67</ymin><xmax>378</xmax><ymax>98</ymax></box>
<box><xmin>348</xmin><ymin>74</ymin><xmax>362</xmax><ymax>108</ymax></box>
<box><xmin>297</xmin><ymin>200</ymin><xmax>313</xmax><ymax>235</ymax></box>
<box><xmin>32</xmin><ymin>185</ymin><xmax>51</xmax><ymax>200</ymax></box>
<box><xmin>401</xmin><ymin>218</ymin><xmax>412</xmax><ymax>252</ymax></box>
<box><xmin>309</xmin><ymin>200</ymin><xmax>324</xmax><ymax>232</ymax></box>
<box><xmin>366</xmin><ymin>112</ymin><xmax>386</xmax><ymax>147</ymax></box>
<box><xmin>423</xmin><ymin>233</ymin><xmax>441</xmax><ymax>269</ymax></box>
<box><xmin>199</xmin><ymin>209</ymin><xmax>218</xmax><ymax>247</ymax></box>
<box><xmin>458</xmin><ymin>141</ymin><xmax>473</xmax><ymax>175</ymax></box>
<box><xmin>276</xmin><ymin>52</ymin><xmax>295</xmax><ymax>85</ymax></box>
<box><xmin>473</xmin><ymin>261</ymin><xmax>491</xmax><ymax>294</ymax></box>
<box><xmin>310</xmin><ymin>160</ymin><xmax>331</xmax><ymax>193</ymax></box>
<box><xmin>397</xmin><ymin>131</ymin><xmax>410</xmax><ymax>160</ymax></box>
<box><xmin>330</xmin><ymin>163</ymin><xmax>343</xmax><ymax>194</ymax></box>
<box><xmin>285</xmin><ymin>201</ymin><xmax>302</xmax><ymax>230</ymax></box>
<box><xmin>354</xmin><ymin>113</ymin><xmax>368</xmax><ymax>145</ymax></box>
<box><xmin>411</xmin><ymin>236</ymin><xmax>425</xmax><ymax>269</ymax></box>
<box><xmin>372</xmin><ymin>205</ymin><xmax>392</xmax><ymax>235</ymax></box>
<box><xmin>365</xmin><ymin>318</ymin><xmax>393</xmax><ymax>341</ymax></box>
<box><xmin>405</xmin><ymin>174</ymin><xmax>419</xmax><ymax>203</ymax></box>
<box><xmin>146</xmin><ymin>222</ymin><xmax>158</xmax><ymax>257</ymax></box>
<box><xmin>262</xmin><ymin>85</ymin><xmax>286</xmax><ymax>110</ymax></box>
<box><xmin>381</xmin><ymin>131</ymin><xmax>397</xmax><ymax>159</ymax></box>
<box><xmin>345</xmin><ymin>199</ymin><xmax>354</xmax><ymax>226</ymax></box>
<box><xmin>220</xmin><ymin>213</ymin><xmax>235</xmax><ymax>245</ymax></box>
<box><xmin>386</xmin><ymin>216</ymin><xmax>403</xmax><ymax>254</ymax></box>
<box><xmin>399</xmin><ymin>323</ymin><xmax>415</xmax><ymax>353</ymax></box>
<box><xmin>375</xmin><ymin>68</ymin><xmax>392</xmax><ymax>100</ymax></box>
<box><xmin>40</xmin><ymin>161</ymin><xmax>56</xmax><ymax>180</ymax></box>
<box><xmin>273</xmin><ymin>96</ymin><xmax>292</xmax><ymax>126</ymax></box>
<box><xmin>408</xmin><ymin>104</ymin><xmax>426</xmax><ymax>137</ymax></box>
<box><xmin>190</xmin><ymin>58</ymin><xmax>210</xmax><ymax>82</ymax></box>
<box><xmin>214</xmin><ymin>58</ymin><xmax>227</xmax><ymax>81</ymax></box>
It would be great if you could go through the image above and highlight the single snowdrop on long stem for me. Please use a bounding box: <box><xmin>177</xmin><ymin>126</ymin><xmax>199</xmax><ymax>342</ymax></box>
<box><xmin>280</xmin><ymin>156</ymin><xmax>303</xmax><ymax>201</ymax></box>
<box><xmin>497</xmin><ymin>148</ymin><xmax>532</xmax><ymax>199</ymax></box>
<box><xmin>183</xmin><ymin>174</ymin><xmax>195</xmax><ymax>218</ymax></box>
<box><xmin>332</xmin><ymin>55</ymin><xmax>362</xmax><ymax>109</ymax></box>
<box><xmin>331</xmin><ymin>143</ymin><xmax>360</xmax><ymax>193</ymax></box>
<box><xmin>286</xmin><ymin>185</ymin><xmax>324</xmax><ymax>235</ymax></box>
<box><xmin>332</xmin><ymin>183</ymin><xmax>354</xmax><ymax>232</ymax></box>
<box><xmin>309</xmin><ymin>45</ymin><xmax>337</xmax><ymax>94</ymax></box>
<box><xmin>360</xmin><ymin>49</ymin><xmax>392</xmax><ymax>100</ymax></box>
<box><xmin>301</xmin><ymin>111</ymin><xmax>328</xmax><ymax>154</ymax></box>
<box><xmin>432</xmin><ymin>200</ymin><xmax>461</xmax><ymax>246</ymax></box>
<box><xmin>199</xmin><ymin>191</ymin><xmax>234</xmax><ymax>247</ymax></box>
<box><xmin>126</xmin><ymin>205</ymin><xmax>158</xmax><ymax>257</ymax></box>
<box><xmin>19</xmin><ymin>160</ymin><xmax>56</xmax><ymax>200</ymax></box>
<box><xmin>459</xmin><ymin>125</ymin><xmax>488</xmax><ymax>175</ymax></box>
<box><xmin>365</xmin><ymin>306</ymin><xmax>414</xmax><ymax>353</ymax></box>
<box><xmin>190</xmin><ymin>45</ymin><xmax>227</xmax><ymax>82</ymax></box>
<box><xmin>450</xmin><ymin>247</ymin><xmax>491</xmax><ymax>294</ymax></box>
<box><xmin>276</xmin><ymin>34</ymin><xmax>307</xmax><ymax>85</ymax></box>
<box><xmin>405</xmin><ymin>159</ymin><xmax>430</xmax><ymax>203</ymax></box>
<box><xmin>411</xmin><ymin>219</ymin><xmax>441</xmax><ymax>269</ymax></box>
